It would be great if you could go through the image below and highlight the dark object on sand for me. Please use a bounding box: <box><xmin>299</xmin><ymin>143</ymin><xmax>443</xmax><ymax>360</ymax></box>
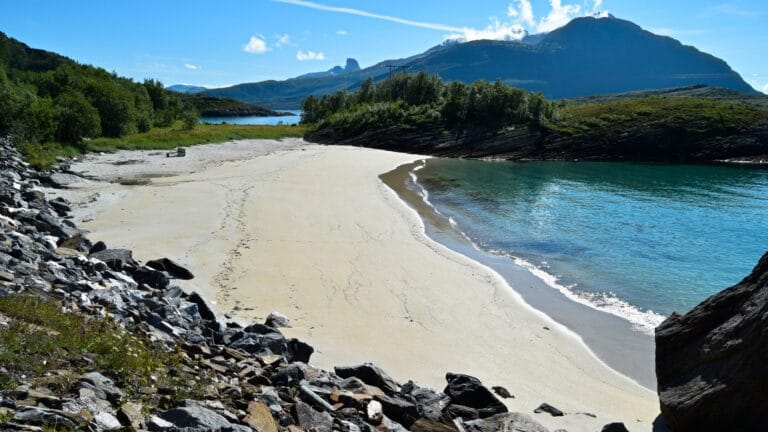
<box><xmin>166</xmin><ymin>148</ymin><xmax>186</xmax><ymax>157</ymax></box>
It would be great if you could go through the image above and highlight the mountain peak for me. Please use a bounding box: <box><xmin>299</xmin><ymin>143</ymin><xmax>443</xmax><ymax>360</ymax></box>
<box><xmin>345</xmin><ymin>58</ymin><xmax>360</xmax><ymax>72</ymax></box>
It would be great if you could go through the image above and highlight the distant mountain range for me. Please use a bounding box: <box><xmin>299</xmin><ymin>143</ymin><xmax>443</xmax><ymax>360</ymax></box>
<box><xmin>167</xmin><ymin>84</ymin><xmax>208</xmax><ymax>94</ymax></box>
<box><xmin>201</xmin><ymin>15</ymin><xmax>758</xmax><ymax>109</ymax></box>
<box><xmin>296</xmin><ymin>58</ymin><xmax>361</xmax><ymax>79</ymax></box>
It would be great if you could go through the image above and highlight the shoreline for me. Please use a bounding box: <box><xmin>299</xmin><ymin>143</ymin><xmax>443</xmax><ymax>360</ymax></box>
<box><xmin>51</xmin><ymin>140</ymin><xmax>659</xmax><ymax>431</ymax></box>
<box><xmin>381</xmin><ymin>160</ymin><xmax>656</xmax><ymax>389</ymax></box>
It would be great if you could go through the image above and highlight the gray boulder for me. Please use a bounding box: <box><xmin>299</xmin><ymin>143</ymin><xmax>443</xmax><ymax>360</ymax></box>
<box><xmin>335</xmin><ymin>363</ymin><xmax>400</xmax><ymax>395</ymax></box>
<box><xmin>159</xmin><ymin>405</ymin><xmax>247</xmax><ymax>431</ymax></box>
<box><xmin>89</xmin><ymin>249</ymin><xmax>135</xmax><ymax>271</ymax></box>
<box><xmin>656</xmin><ymin>251</ymin><xmax>768</xmax><ymax>431</ymax></box>
<box><xmin>463</xmin><ymin>412</ymin><xmax>549</xmax><ymax>432</ymax></box>
<box><xmin>12</xmin><ymin>407</ymin><xmax>78</xmax><ymax>430</ymax></box>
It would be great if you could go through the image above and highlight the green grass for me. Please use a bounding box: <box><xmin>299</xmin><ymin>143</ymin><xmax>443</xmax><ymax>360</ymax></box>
<box><xmin>553</xmin><ymin>97</ymin><xmax>768</xmax><ymax>137</ymax></box>
<box><xmin>0</xmin><ymin>295</ymin><xmax>199</xmax><ymax>399</ymax></box>
<box><xmin>88</xmin><ymin>121</ymin><xmax>306</xmax><ymax>152</ymax></box>
<box><xmin>17</xmin><ymin>122</ymin><xmax>307</xmax><ymax>170</ymax></box>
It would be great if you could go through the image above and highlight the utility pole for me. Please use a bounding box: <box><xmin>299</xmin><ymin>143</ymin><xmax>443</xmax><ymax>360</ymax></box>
<box><xmin>385</xmin><ymin>64</ymin><xmax>410</xmax><ymax>101</ymax></box>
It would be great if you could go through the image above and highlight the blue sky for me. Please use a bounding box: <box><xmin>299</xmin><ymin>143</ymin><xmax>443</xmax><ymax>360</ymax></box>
<box><xmin>1</xmin><ymin>0</ymin><xmax>767</xmax><ymax>93</ymax></box>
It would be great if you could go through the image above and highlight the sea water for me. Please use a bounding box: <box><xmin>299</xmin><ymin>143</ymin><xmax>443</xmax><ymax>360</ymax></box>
<box><xmin>414</xmin><ymin>159</ymin><xmax>768</xmax><ymax>334</ymax></box>
<box><xmin>200</xmin><ymin>109</ymin><xmax>302</xmax><ymax>125</ymax></box>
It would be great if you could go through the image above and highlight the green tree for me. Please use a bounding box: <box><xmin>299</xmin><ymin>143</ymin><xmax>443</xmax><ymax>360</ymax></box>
<box><xmin>56</xmin><ymin>91</ymin><xmax>101</xmax><ymax>147</ymax></box>
<box><xmin>29</xmin><ymin>97</ymin><xmax>57</xmax><ymax>143</ymax></box>
<box><xmin>180</xmin><ymin>104</ymin><xmax>199</xmax><ymax>130</ymax></box>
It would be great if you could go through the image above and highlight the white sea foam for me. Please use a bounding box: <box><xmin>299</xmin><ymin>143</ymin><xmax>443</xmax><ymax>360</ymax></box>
<box><xmin>411</xmin><ymin>161</ymin><xmax>667</xmax><ymax>336</ymax></box>
<box><xmin>510</xmin><ymin>256</ymin><xmax>666</xmax><ymax>335</ymax></box>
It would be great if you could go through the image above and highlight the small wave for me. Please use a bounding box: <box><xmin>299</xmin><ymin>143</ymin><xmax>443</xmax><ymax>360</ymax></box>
<box><xmin>511</xmin><ymin>256</ymin><xmax>666</xmax><ymax>335</ymax></box>
<box><xmin>409</xmin><ymin>161</ymin><xmax>665</xmax><ymax>335</ymax></box>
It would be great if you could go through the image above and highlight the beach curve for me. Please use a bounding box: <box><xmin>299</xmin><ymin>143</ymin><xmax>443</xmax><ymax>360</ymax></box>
<box><xmin>52</xmin><ymin>139</ymin><xmax>660</xmax><ymax>432</ymax></box>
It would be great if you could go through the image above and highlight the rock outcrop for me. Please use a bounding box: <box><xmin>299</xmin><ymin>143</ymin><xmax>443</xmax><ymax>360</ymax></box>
<box><xmin>656</xmin><ymin>251</ymin><xmax>768</xmax><ymax>431</ymax></box>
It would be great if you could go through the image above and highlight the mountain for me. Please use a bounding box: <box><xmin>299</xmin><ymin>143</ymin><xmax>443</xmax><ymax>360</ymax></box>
<box><xmin>296</xmin><ymin>58</ymin><xmax>361</xmax><ymax>79</ymax></box>
<box><xmin>203</xmin><ymin>15</ymin><xmax>757</xmax><ymax>109</ymax></box>
<box><xmin>167</xmin><ymin>84</ymin><xmax>208</xmax><ymax>94</ymax></box>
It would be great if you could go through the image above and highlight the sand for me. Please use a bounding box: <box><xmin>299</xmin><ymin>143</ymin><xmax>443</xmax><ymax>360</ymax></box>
<box><xmin>52</xmin><ymin>139</ymin><xmax>660</xmax><ymax>432</ymax></box>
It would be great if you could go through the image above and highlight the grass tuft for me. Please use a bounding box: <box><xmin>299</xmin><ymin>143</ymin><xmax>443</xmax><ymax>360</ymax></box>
<box><xmin>0</xmin><ymin>295</ymin><xmax>186</xmax><ymax>396</ymax></box>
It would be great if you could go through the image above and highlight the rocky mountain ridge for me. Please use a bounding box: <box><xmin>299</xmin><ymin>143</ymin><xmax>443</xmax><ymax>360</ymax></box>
<box><xmin>203</xmin><ymin>16</ymin><xmax>757</xmax><ymax>109</ymax></box>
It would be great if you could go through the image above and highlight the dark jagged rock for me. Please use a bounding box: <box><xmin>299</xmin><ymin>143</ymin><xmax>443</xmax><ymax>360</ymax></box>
<box><xmin>286</xmin><ymin>338</ymin><xmax>314</xmax><ymax>363</ymax></box>
<box><xmin>492</xmin><ymin>386</ymin><xmax>513</xmax><ymax>399</ymax></box>
<box><xmin>335</xmin><ymin>363</ymin><xmax>400</xmax><ymax>395</ymax></box>
<box><xmin>375</xmin><ymin>394</ymin><xmax>419</xmax><ymax>427</ymax></box>
<box><xmin>131</xmin><ymin>266</ymin><xmax>170</xmax><ymax>289</ymax></box>
<box><xmin>443</xmin><ymin>373</ymin><xmax>507</xmax><ymax>418</ymax></box>
<box><xmin>601</xmin><ymin>422</ymin><xmax>630</xmax><ymax>432</ymax></box>
<box><xmin>534</xmin><ymin>403</ymin><xmax>564</xmax><ymax>417</ymax></box>
<box><xmin>89</xmin><ymin>248</ymin><xmax>136</xmax><ymax>271</ymax></box>
<box><xmin>188</xmin><ymin>291</ymin><xmax>218</xmax><ymax>321</ymax></box>
<box><xmin>656</xmin><ymin>251</ymin><xmax>768</xmax><ymax>431</ymax></box>
<box><xmin>146</xmin><ymin>257</ymin><xmax>195</xmax><ymax>280</ymax></box>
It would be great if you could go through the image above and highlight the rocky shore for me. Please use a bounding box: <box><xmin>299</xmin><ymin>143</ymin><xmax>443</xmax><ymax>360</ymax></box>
<box><xmin>0</xmin><ymin>138</ymin><xmax>636</xmax><ymax>432</ymax></box>
<box><xmin>304</xmin><ymin>121</ymin><xmax>768</xmax><ymax>163</ymax></box>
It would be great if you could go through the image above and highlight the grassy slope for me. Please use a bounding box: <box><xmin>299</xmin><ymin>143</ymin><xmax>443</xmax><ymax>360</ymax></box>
<box><xmin>19</xmin><ymin>122</ymin><xmax>306</xmax><ymax>169</ymax></box>
<box><xmin>0</xmin><ymin>296</ymin><xmax>198</xmax><ymax>397</ymax></box>
<box><xmin>553</xmin><ymin>97</ymin><xmax>768</xmax><ymax>137</ymax></box>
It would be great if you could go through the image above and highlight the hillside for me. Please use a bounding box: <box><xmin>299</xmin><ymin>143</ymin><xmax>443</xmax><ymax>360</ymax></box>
<box><xmin>178</xmin><ymin>94</ymin><xmax>290</xmax><ymax>117</ymax></box>
<box><xmin>204</xmin><ymin>15</ymin><xmax>757</xmax><ymax>109</ymax></box>
<box><xmin>303</xmin><ymin>73</ymin><xmax>768</xmax><ymax>163</ymax></box>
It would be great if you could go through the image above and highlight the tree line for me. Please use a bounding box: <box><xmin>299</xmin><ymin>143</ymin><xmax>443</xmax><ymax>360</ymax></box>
<box><xmin>0</xmin><ymin>32</ymin><xmax>198</xmax><ymax>151</ymax></box>
<box><xmin>301</xmin><ymin>72</ymin><xmax>559</xmax><ymax>132</ymax></box>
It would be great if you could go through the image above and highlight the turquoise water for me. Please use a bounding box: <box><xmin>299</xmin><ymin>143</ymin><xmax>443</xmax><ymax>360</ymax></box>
<box><xmin>201</xmin><ymin>110</ymin><xmax>301</xmax><ymax>125</ymax></box>
<box><xmin>415</xmin><ymin>159</ymin><xmax>768</xmax><ymax>332</ymax></box>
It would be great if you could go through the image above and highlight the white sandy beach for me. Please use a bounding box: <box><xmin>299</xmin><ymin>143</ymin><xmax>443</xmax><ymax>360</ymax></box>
<box><xmin>53</xmin><ymin>139</ymin><xmax>659</xmax><ymax>432</ymax></box>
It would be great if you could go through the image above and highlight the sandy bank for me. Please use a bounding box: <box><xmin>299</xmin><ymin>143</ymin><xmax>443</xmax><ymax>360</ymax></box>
<box><xmin>54</xmin><ymin>139</ymin><xmax>659</xmax><ymax>431</ymax></box>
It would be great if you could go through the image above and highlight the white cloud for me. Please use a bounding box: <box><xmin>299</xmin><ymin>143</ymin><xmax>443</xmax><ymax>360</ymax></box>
<box><xmin>275</xmin><ymin>34</ymin><xmax>291</xmax><ymax>47</ymax></box>
<box><xmin>184</xmin><ymin>63</ymin><xmax>198</xmax><ymax>70</ymax></box>
<box><xmin>275</xmin><ymin>0</ymin><xmax>606</xmax><ymax>44</ymax></box>
<box><xmin>296</xmin><ymin>50</ymin><xmax>325</xmax><ymax>61</ymax></box>
<box><xmin>762</xmin><ymin>83</ymin><xmax>768</xmax><ymax>95</ymax></box>
<box><xmin>536</xmin><ymin>0</ymin><xmax>582</xmax><ymax>33</ymax></box>
<box><xmin>448</xmin><ymin>19</ymin><xmax>527</xmax><ymax>42</ymax></box>
<box><xmin>243</xmin><ymin>36</ymin><xmax>268</xmax><ymax>54</ymax></box>
<box><xmin>336</xmin><ymin>29</ymin><xmax>348</xmax><ymax>36</ymax></box>
<box><xmin>508</xmin><ymin>0</ymin><xmax>535</xmax><ymax>27</ymax></box>
<box><xmin>274</xmin><ymin>0</ymin><xmax>463</xmax><ymax>32</ymax></box>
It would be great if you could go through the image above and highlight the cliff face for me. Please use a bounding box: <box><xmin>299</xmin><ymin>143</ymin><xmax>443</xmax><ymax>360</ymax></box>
<box><xmin>304</xmin><ymin>121</ymin><xmax>768</xmax><ymax>163</ymax></box>
<box><xmin>655</xmin><ymin>251</ymin><xmax>768</xmax><ymax>431</ymax></box>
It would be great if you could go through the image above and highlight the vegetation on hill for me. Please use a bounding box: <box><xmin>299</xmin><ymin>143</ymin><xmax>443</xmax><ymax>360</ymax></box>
<box><xmin>301</xmin><ymin>72</ymin><xmax>558</xmax><ymax>134</ymax></box>
<box><xmin>179</xmin><ymin>93</ymin><xmax>288</xmax><ymax>117</ymax></box>
<box><xmin>0</xmin><ymin>32</ymin><xmax>198</xmax><ymax>148</ymax></box>
<box><xmin>555</xmin><ymin>96</ymin><xmax>768</xmax><ymax>138</ymax></box>
<box><xmin>304</xmin><ymin>72</ymin><xmax>768</xmax><ymax>162</ymax></box>
<box><xmin>0</xmin><ymin>31</ymin><xmax>300</xmax><ymax>169</ymax></box>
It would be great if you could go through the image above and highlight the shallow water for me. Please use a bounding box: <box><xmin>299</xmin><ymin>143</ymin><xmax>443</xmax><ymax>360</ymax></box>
<box><xmin>414</xmin><ymin>159</ymin><xmax>768</xmax><ymax>334</ymax></box>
